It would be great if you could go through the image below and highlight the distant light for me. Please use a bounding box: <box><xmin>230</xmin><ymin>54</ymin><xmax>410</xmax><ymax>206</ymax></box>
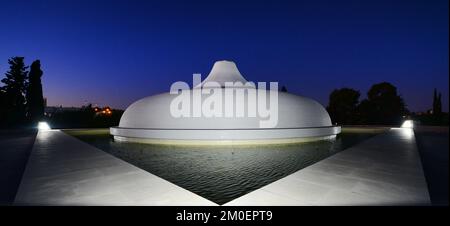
<box><xmin>38</xmin><ymin>121</ymin><xmax>51</xmax><ymax>131</ymax></box>
<box><xmin>401</xmin><ymin>120</ymin><xmax>414</xmax><ymax>128</ymax></box>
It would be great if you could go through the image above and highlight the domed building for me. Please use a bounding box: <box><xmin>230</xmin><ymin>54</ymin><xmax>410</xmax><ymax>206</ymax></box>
<box><xmin>110</xmin><ymin>61</ymin><xmax>340</xmax><ymax>144</ymax></box>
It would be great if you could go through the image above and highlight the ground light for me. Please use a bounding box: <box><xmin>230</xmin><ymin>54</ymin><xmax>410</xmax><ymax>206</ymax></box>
<box><xmin>401</xmin><ymin>120</ymin><xmax>414</xmax><ymax>128</ymax></box>
<box><xmin>37</xmin><ymin>121</ymin><xmax>51</xmax><ymax>131</ymax></box>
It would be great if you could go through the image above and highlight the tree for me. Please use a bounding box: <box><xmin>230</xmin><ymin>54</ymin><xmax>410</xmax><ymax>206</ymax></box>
<box><xmin>1</xmin><ymin>57</ymin><xmax>29</xmax><ymax>126</ymax></box>
<box><xmin>26</xmin><ymin>60</ymin><xmax>45</xmax><ymax>123</ymax></box>
<box><xmin>326</xmin><ymin>88</ymin><xmax>360</xmax><ymax>125</ymax></box>
<box><xmin>437</xmin><ymin>93</ymin><xmax>442</xmax><ymax>114</ymax></box>
<box><xmin>432</xmin><ymin>88</ymin><xmax>442</xmax><ymax>115</ymax></box>
<box><xmin>359</xmin><ymin>82</ymin><xmax>408</xmax><ymax>125</ymax></box>
<box><xmin>0</xmin><ymin>89</ymin><xmax>6</xmax><ymax>126</ymax></box>
<box><xmin>280</xmin><ymin>86</ymin><xmax>288</xmax><ymax>92</ymax></box>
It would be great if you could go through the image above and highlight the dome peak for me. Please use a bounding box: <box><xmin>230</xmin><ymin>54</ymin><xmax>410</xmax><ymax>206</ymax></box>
<box><xmin>201</xmin><ymin>60</ymin><xmax>248</xmax><ymax>87</ymax></box>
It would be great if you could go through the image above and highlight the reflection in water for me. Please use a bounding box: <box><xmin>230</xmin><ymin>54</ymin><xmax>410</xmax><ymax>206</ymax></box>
<box><xmin>68</xmin><ymin>130</ymin><xmax>379</xmax><ymax>204</ymax></box>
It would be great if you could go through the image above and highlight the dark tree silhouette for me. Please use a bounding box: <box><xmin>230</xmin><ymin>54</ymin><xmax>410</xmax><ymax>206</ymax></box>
<box><xmin>326</xmin><ymin>88</ymin><xmax>360</xmax><ymax>125</ymax></box>
<box><xmin>1</xmin><ymin>57</ymin><xmax>29</xmax><ymax>126</ymax></box>
<box><xmin>0</xmin><ymin>89</ymin><xmax>6</xmax><ymax>125</ymax></box>
<box><xmin>280</xmin><ymin>86</ymin><xmax>288</xmax><ymax>92</ymax></box>
<box><xmin>433</xmin><ymin>88</ymin><xmax>442</xmax><ymax>116</ymax></box>
<box><xmin>26</xmin><ymin>60</ymin><xmax>45</xmax><ymax>123</ymax></box>
<box><xmin>358</xmin><ymin>82</ymin><xmax>408</xmax><ymax>125</ymax></box>
<box><xmin>47</xmin><ymin>103</ymin><xmax>124</xmax><ymax>128</ymax></box>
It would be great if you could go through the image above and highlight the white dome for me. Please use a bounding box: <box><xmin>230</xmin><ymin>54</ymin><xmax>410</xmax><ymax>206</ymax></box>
<box><xmin>118</xmin><ymin>91</ymin><xmax>332</xmax><ymax>129</ymax></box>
<box><xmin>111</xmin><ymin>61</ymin><xmax>340</xmax><ymax>144</ymax></box>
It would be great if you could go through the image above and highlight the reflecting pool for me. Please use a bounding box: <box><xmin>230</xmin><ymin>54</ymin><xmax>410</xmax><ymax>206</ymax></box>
<box><xmin>65</xmin><ymin>128</ymin><xmax>385</xmax><ymax>204</ymax></box>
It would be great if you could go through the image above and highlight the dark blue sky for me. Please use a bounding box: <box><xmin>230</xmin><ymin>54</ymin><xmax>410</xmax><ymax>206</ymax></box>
<box><xmin>0</xmin><ymin>0</ymin><xmax>448</xmax><ymax>111</ymax></box>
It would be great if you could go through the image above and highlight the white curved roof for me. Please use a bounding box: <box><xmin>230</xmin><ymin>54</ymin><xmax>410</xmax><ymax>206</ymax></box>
<box><xmin>118</xmin><ymin>91</ymin><xmax>332</xmax><ymax>129</ymax></box>
<box><xmin>117</xmin><ymin>60</ymin><xmax>333</xmax><ymax>130</ymax></box>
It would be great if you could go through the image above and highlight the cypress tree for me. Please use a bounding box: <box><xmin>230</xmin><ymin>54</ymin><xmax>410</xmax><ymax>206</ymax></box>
<box><xmin>26</xmin><ymin>60</ymin><xmax>45</xmax><ymax>122</ymax></box>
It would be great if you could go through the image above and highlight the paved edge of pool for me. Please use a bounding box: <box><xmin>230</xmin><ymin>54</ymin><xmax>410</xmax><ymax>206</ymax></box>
<box><xmin>13</xmin><ymin>130</ymin><xmax>217</xmax><ymax>206</ymax></box>
<box><xmin>14</xmin><ymin>128</ymin><xmax>430</xmax><ymax>206</ymax></box>
<box><xmin>224</xmin><ymin>128</ymin><xmax>430</xmax><ymax>205</ymax></box>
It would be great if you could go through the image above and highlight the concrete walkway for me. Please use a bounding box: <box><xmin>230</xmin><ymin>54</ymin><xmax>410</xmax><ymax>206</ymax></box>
<box><xmin>0</xmin><ymin>130</ymin><xmax>36</xmax><ymax>205</ymax></box>
<box><xmin>414</xmin><ymin>126</ymin><xmax>449</xmax><ymax>205</ymax></box>
<box><xmin>225</xmin><ymin>128</ymin><xmax>430</xmax><ymax>205</ymax></box>
<box><xmin>14</xmin><ymin>130</ymin><xmax>216</xmax><ymax>206</ymax></box>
